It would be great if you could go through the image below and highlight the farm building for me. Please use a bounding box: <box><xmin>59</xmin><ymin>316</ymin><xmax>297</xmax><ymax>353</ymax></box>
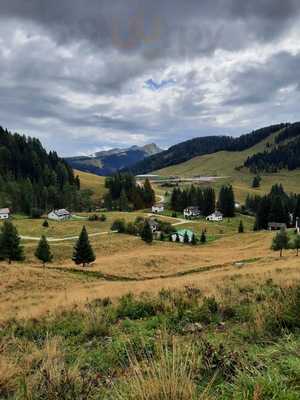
<box><xmin>183</xmin><ymin>207</ymin><xmax>201</xmax><ymax>219</ymax></box>
<box><xmin>206</xmin><ymin>211</ymin><xmax>223</xmax><ymax>222</ymax></box>
<box><xmin>0</xmin><ymin>208</ymin><xmax>10</xmax><ymax>219</ymax></box>
<box><xmin>268</xmin><ymin>222</ymin><xmax>287</xmax><ymax>231</ymax></box>
<box><xmin>48</xmin><ymin>209</ymin><xmax>71</xmax><ymax>221</ymax></box>
<box><xmin>171</xmin><ymin>229</ymin><xmax>194</xmax><ymax>243</ymax></box>
<box><xmin>152</xmin><ymin>204</ymin><xmax>164</xmax><ymax>213</ymax></box>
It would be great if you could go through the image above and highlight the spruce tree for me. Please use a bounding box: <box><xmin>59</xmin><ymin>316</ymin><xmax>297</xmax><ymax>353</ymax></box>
<box><xmin>238</xmin><ymin>220</ymin><xmax>244</xmax><ymax>233</ymax></box>
<box><xmin>218</xmin><ymin>185</ymin><xmax>235</xmax><ymax>217</ymax></box>
<box><xmin>183</xmin><ymin>231</ymin><xmax>190</xmax><ymax>244</ymax></box>
<box><xmin>0</xmin><ymin>221</ymin><xmax>24</xmax><ymax>264</ymax></box>
<box><xmin>141</xmin><ymin>221</ymin><xmax>153</xmax><ymax>243</ymax></box>
<box><xmin>200</xmin><ymin>230</ymin><xmax>207</xmax><ymax>244</ymax></box>
<box><xmin>43</xmin><ymin>219</ymin><xmax>49</xmax><ymax>228</ymax></box>
<box><xmin>191</xmin><ymin>233</ymin><xmax>197</xmax><ymax>245</ymax></box>
<box><xmin>35</xmin><ymin>235</ymin><xmax>53</xmax><ymax>266</ymax></box>
<box><xmin>271</xmin><ymin>228</ymin><xmax>289</xmax><ymax>257</ymax></box>
<box><xmin>143</xmin><ymin>178</ymin><xmax>155</xmax><ymax>208</ymax></box>
<box><xmin>119</xmin><ymin>189</ymin><xmax>129</xmax><ymax>211</ymax></box>
<box><xmin>72</xmin><ymin>226</ymin><xmax>96</xmax><ymax>267</ymax></box>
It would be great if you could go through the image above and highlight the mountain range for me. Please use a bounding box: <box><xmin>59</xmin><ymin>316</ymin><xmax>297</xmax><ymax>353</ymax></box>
<box><xmin>65</xmin><ymin>143</ymin><xmax>162</xmax><ymax>176</ymax></box>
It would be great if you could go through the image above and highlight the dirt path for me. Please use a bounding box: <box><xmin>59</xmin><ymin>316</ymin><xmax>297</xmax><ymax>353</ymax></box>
<box><xmin>20</xmin><ymin>231</ymin><xmax>117</xmax><ymax>242</ymax></box>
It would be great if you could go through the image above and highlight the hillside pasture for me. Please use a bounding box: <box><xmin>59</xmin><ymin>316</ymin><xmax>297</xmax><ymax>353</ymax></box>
<box><xmin>74</xmin><ymin>169</ymin><xmax>107</xmax><ymax>201</ymax></box>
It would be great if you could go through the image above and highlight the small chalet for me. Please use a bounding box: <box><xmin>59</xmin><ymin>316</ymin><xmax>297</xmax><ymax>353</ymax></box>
<box><xmin>148</xmin><ymin>219</ymin><xmax>160</xmax><ymax>233</ymax></box>
<box><xmin>268</xmin><ymin>222</ymin><xmax>287</xmax><ymax>231</ymax></box>
<box><xmin>0</xmin><ymin>208</ymin><xmax>10</xmax><ymax>220</ymax></box>
<box><xmin>206</xmin><ymin>211</ymin><xmax>223</xmax><ymax>222</ymax></box>
<box><xmin>171</xmin><ymin>229</ymin><xmax>194</xmax><ymax>243</ymax></box>
<box><xmin>152</xmin><ymin>204</ymin><xmax>164</xmax><ymax>213</ymax></box>
<box><xmin>48</xmin><ymin>209</ymin><xmax>71</xmax><ymax>221</ymax></box>
<box><xmin>183</xmin><ymin>207</ymin><xmax>201</xmax><ymax>219</ymax></box>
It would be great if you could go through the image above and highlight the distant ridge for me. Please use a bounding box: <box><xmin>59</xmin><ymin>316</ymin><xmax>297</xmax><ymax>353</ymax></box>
<box><xmin>125</xmin><ymin>123</ymin><xmax>289</xmax><ymax>175</ymax></box>
<box><xmin>66</xmin><ymin>143</ymin><xmax>162</xmax><ymax>176</ymax></box>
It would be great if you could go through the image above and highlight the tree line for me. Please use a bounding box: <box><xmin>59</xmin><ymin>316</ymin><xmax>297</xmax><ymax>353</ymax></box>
<box><xmin>0</xmin><ymin>127</ymin><xmax>94</xmax><ymax>215</ymax></box>
<box><xmin>245</xmin><ymin>184</ymin><xmax>300</xmax><ymax>230</ymax></box>
<box><xmin>104</xmin><ymin>174</ymin><xmax>155</xmax><ymax>211</ymax></box>
<box><xmin>170</xmin><ymin>184</ymin><xmax>235</xmax><ymax>217</ymax></box>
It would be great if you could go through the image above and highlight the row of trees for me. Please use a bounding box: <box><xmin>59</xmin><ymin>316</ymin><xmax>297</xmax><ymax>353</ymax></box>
<box><xmin>104</xmin><ymin>174</ymin><xmax>155</xmax><ymax>211</ymax></box>
<box><xmin>245</xmin><ymin>184</ymin><xmax>300</xmax><ymax>230</ymax></box>
<box><xmin>0</xmin><ymin>221</ymin><xmax>95</xmax><ymax>267</ymax></box>
<box><xmin>170</xmin><ymin>185</ymin><xmax>236</xmax><ymax>217</ymax></box>
<box><xmin>0</xmin><ymin>127</ymin><xmax>91</xmax><ymax>215</ymax></box>
<box><xmin>272</xmin><ymin>228</ymin><xmax>300</xmax><ymax>257</ymax></box>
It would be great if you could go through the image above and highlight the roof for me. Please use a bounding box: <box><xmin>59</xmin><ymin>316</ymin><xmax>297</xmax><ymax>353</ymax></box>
<box><xmin>268</xmin><ymin>222</ymin><xmax>287</xmax><ymax>228</ymax></box>
<box><xmin>153</xmin><ymin>203</ymin><xmax>164</xmax><ymax>208</ymax></box>
<box><xmin>51</xmin><ymin>209</ymin><xmax>70</xmax><ymax>216</ymax></box>
<box><xmin>210</xmin><ymin>211</ymin><xmax>223</xmax><ymax>217</ymax></box>
<box><xmin>184</xmin><ymin>206</ymin><xmax>201</xmax><ymax>212</ymax></box>
<box><xmin>0</xmin><ymin>208</ymin><xmax>10</xmax><ymax>214</ymax></box>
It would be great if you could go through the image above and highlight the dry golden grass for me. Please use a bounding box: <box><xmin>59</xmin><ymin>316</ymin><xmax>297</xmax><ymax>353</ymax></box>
<box><xmin>1</xmin><ymin>228</ymin><xmax>300</xmax><ymax>322</ymax></box>
<box><xmin>74</xmin><ymin>169</ymin><xmax>107</xmax><ymax>202</ymax></box>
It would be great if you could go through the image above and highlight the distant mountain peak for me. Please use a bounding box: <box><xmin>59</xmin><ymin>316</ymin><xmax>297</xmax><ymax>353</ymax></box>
<box><xmin>66</xmin><ymin>142</ymin><xmax>163</xmax><ymax>176</ymax></box>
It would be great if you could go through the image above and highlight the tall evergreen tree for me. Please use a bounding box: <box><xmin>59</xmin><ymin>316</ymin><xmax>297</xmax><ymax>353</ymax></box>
<box><xmin>238</xmin><ymin>220</ymin><xmax>244</xmax><ymax>233</ymax></box>
<box><xmin>143</xmin><ymin>178</ymin><xmax>155</xmax><ymax>207</ymax></box>
<box><xmin>200</xmin><ymin>230</ymin><xmax>207</xmax><ymax>244</ymax></box>
<box><xmin>183</xmin><ymin>231</ymin><xmax>190</xmax><ymax>244</ymax></box>
<box><xmin>0</xmin><ymin>221</ymin><xmax>24</xmax><ymax>264</ymax></box>
<box><xmin>141</xmin><ymin>221</ymin><xmax>153</xmax><ymax>244</ymax></box>
<box><xmin>271</xmin><ymin>228</ymin><xmax>289</xmax><ymax>257</ymax></box>
<box><xmin>35</xmin><ymin>235</ymin><xmax>53</xmax><ymax>266</ymax></box>
<box><xmin>72</xmin><ymin>226</ymin><xmax>95</xmax><ymax>267</ymax></box>
<box><xmin>119</xmin><ymin>188</ymin><xmax>129</xmax><ymax>211</ymax></box>
<box><xmin>218</xmin><ymin>185</ymin><xmax>235</xmax><ymax>217</ymax></box>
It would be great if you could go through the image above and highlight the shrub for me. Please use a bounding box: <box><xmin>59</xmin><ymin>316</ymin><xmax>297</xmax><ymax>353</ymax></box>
<box><xmin>126</xmin><ymin>222</ymin><xmax>138</xmax><ymax>236</ymax></box>
<box><xmin>88</xmin><ymin>214</ymin><xmax>99</xmax><ymax>221</ymax></box>
<box><xmin>42</xmin><ymin>219</ymin><xmax>49</xmax><ymax>228</ymax></box>
<box><xmin>111</xmin><ymin>219</ymin><xmax>126</xmax><ymax>233</ymax></box>
<box><xmin>83</xmin><ymin>305</ymin><xmax>112</xmax><ymax>338</ymax></box>
<box><xmin>99</xmin><ymin>214</ymin><xmax>107</xmax><ymax>221</ymax></box>
<box><xmin>117</xmin><ymin>293</ymin><xmax>157</xmax><ymax>320</ymax></box>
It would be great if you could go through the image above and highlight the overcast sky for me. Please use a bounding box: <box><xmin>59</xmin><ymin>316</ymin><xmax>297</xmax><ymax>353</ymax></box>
<box><xmin>1</xmin><ymin>1</ymin><xmax>300</xmax><ymax>156</ymax></box>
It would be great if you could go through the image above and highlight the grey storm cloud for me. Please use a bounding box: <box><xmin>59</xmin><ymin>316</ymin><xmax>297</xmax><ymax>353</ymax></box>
<box><xmin>0</xmin><ymin>0</ymin><xmax>300</xmax><ymax>155</ymax></box>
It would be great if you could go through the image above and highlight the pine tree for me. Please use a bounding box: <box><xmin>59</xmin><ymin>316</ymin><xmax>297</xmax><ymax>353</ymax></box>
<box><xmin>141</xmin><ymin>221</ymin><xmax>153</xmax><ymax>243</ymax></box>
<box><xmin>191</xmin><ymin>233</ymin><xmax>197</xmax><ymax>245</ymax></box>
<box><xmin>200</xmin><ymin>230</ymin><xmax>206</xmax><ymax>244</ymax></box>
<box><xmin>143</xmin><ymin>178</ymin><xmax>155</xmax><ymax>207</ymax></box>
<box><xmin>119</xmin><ymin>189</ymin><xmax>129</xmax><ymax>211</ymax></box>
<box><xmin>238</xmin><ymin>220</ymin><xmax>244</xmax><ymax>233</ymax></box>
<box><xmin>218</xmin><ymin>185</ymin><xmax>235</xmax><ymax>217</ymax></box>
<box><xmin>0</xmin><ymin>221</ymin><xmax>24</xmax><ymax>264</ymax></box>
<box><xmin>43</xmin><ymin>219</ymin><xmax>49</xmax><ymax>228</ymax></box>
<box><xmin>293</xmin><ymin>235</ymin><xmax>300</xmax><ymax>256</ymax></box>
<box><xmin>183</xmin><ymin>231</ymin><xmax>190</xmax><ymax>244</ymax></box>
<box><xmin>271</xmin><ymin>228</ymin><xmax>289</xmax><ymax>257</ymax></box>
<box><xmin>72</xmin><ymin>226</ymin><xmax>96</xmax><ymax>267</ymax></box>
<box><xmin>35</xmin><ymin>235</ymin><xmax>53</xmax><ymax>266</ymax></box>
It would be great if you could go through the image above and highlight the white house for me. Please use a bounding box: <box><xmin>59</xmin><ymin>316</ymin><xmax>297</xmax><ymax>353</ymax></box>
<box><xmin>48</xmin><ymin>209</ymin><xmax>71</xmax><ymax>221</ymax></box>
<box><xmin>152</xmin><ymin>204</ymin><xmax>164</xmax><ymax>213</ymax></box>
<box><xmin>0</xmin><ymin>208</ymin><xmax>10</xmax><ymax>219</ymax></box>
<box><xmin>206</xmin><ymin>211</ymin><xmax>223</xmax><ymax>222</ymax></box>
<box><xmin>183</xmin><ymin>207</ymin><xmax>201</xmax><ymax>219</ymax></box>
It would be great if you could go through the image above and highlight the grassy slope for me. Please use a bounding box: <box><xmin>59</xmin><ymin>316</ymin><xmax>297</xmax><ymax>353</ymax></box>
<box><xmin>74</xmin><ymin>169</ymin><xmax>107</xmax><ymax>201</ymax></box>
<box><xmin>156</xmin><ymin>130</ymin><xmax>300</xmax><ymax>201</ymax></box>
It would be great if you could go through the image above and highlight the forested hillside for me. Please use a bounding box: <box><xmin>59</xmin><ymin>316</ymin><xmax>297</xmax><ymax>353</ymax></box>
<box><xmin>126</xmin><ymin>123</ymin><xmax>287</xmax><ymax>175</ymax></box>
<box><xmin>245</xmin><ymin>124</ymin><xmax>300</xmax><ymax>172</ymax></box>
<box><xmin>0</xmin><ymin>127</ymin><xmax>86</xmax><ymax>215</ymax></box>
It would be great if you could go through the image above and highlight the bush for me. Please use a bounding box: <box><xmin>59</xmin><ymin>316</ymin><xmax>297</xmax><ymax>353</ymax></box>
<box><xmin>42</xmin><ymin>219</ymin><xmax>49</xmax><ymax>228</ymax></box>
<box><xmin>99</xmin><ymin>214</ymin><xmax>107</xmax><ymax>222</ymax></box>
<box><xmin>126</xmin><ymin>222</ymin><xmax>138</xmax><ymax>236</ymax></box>
<box><xmin>111</xmin><ymin>219</ymin><xmax>126</xmax><ymax>233</ymax></box>
<box><xmin>116</xmin><ymin>293</ymin><xmax>157</xmax><ymax>320</ymax></box>
<box><xmin>88</xmin><ymin>214</ymin><xmax>99</xmax><ymax>221</ymax></box>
